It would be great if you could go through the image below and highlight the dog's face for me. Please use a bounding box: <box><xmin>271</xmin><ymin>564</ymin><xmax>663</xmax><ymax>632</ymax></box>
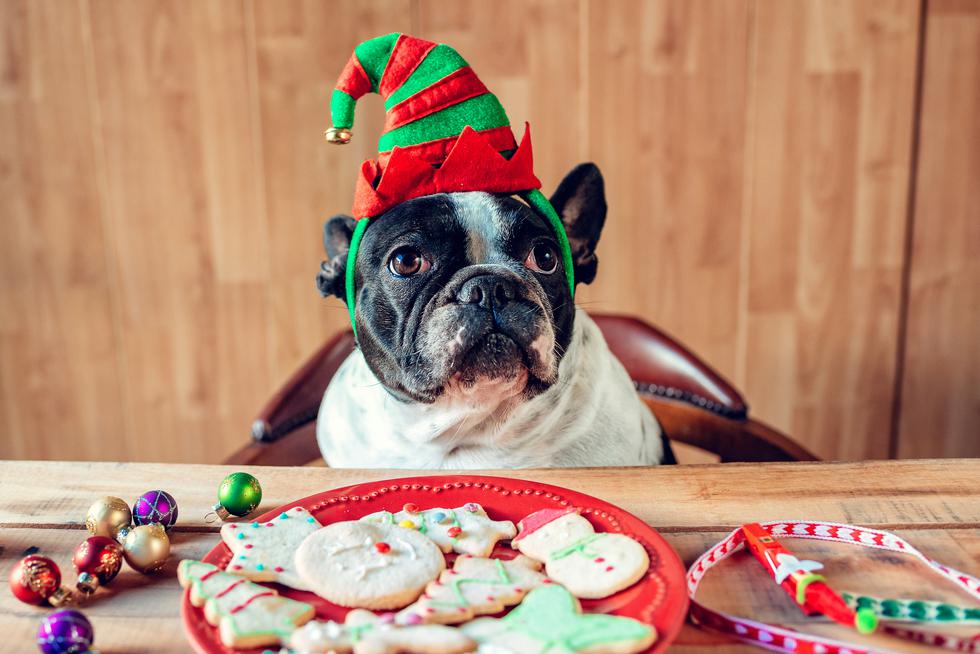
<box><xmin>317</xmin><ymin>164</ymin><xmax>607</xmax><ymax>404</ymax></box>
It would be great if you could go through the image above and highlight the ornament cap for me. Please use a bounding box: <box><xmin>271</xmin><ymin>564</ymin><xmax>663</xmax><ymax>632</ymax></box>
<box><xmin>75</xmin><ymin>572</ymin><xmax>99</xmax><ymax>595</ymax></box>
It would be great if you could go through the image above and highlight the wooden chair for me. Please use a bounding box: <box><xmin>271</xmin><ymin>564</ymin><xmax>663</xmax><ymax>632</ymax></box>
<box><xmin>224</xmin><ymin>314</ymin><xmax>816</xmax><ymax>466</ymax></box>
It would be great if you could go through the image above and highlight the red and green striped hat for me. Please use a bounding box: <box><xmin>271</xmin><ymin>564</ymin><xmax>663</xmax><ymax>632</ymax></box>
<box><xmin>326</xmin><ymin>33</ymin><xmax>574</xmax><ymax>332</ymax></box>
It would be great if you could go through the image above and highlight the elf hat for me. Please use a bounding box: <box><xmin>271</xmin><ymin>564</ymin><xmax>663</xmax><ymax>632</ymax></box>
<box><xmin>326</xmin><ymin>33</ymin><xmax>575</xmax><ymax>334</ymax></box>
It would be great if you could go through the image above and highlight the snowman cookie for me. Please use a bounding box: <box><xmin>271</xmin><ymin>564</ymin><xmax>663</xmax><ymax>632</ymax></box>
<box><xmin>220</xmin><ymin>506</ymin><xmax>322</xmax><ymax>590</ymax></box>
<box><xmin>361</xmin><ymin>502</ymin><xmax>516</xmax><ymax>557</ymax></box>
<box><xmin>511</xmin><ymin>508</ymin><xmax>649</xmax><ymax>599</ymax></box>
<box><xmin>462</xmin><ymin>583</ymin><xmax>656</xmax><ymax>654</ymax></box>
<box><xmin>295</xmin><ymin>521</ymin><xmax>445</xmax><ymax>609</ymax></box>
<box><xmin>288</xmin><ymin>610</ymin><xmax>475</xmax><ymax>654</ymax></box>
<box><xmin>397</xmin><ymin>554</ymin><xmax>548</xmax><ymax>625</ymax></box>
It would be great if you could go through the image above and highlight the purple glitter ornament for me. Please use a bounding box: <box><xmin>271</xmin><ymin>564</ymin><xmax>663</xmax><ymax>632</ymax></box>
<box><xmin>36</xmin><ymin>609</ymin><xmax>94</xmax><ymax>654</ymax></box>
<box><xmin>132</xmin><ymin>489</ymin><xmax>178</xmax><ymax>529</ymax></box>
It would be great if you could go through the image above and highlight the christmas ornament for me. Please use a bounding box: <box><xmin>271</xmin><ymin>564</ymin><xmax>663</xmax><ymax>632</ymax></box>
<box><xmin>36</xmin><ymin>609</ymin><xmax>94</xmax><ymax>654</ymax></box>
<box><xmin>84</xmin><ymin>496</ymin><xmax>131</xmax><ymax>540</ymax></box>
<box><xmin>688</xmin><ymin>520</ymin><xmax>980</xmax><ymax>654</ymax></box>
<box><xmin>131</xmin><ymin>489</ymin><xmax>178</xmax><ymax>529</ymax></box>
<box><xmin>210</xmin><ymin>472</ymin><xmax>262</xmax><ymax>521</ymax></box>
<box><xmin>120</xmin><ymin>524</ymin><xmax>170</xmax><ymax>574</ymax></box>
<box><xmin>9</xmin><ymin>555</ymin><xmax>73</xmax><ymax>606</ymax></box>
<box><xmin>72</xmin><ymin>536</ymin><xmax>124</xmax><ymax>594</ymax></box>
<box><xmin>324</xmin><ymin>33</ymin><xmax>574</xmax><ymax>336</ymax></box>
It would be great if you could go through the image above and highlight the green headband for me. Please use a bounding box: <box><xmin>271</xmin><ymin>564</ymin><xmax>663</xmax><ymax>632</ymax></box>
<box><xmin>345</xmin><ymin>188</ymin><xmax>574</xmax><ymax>338</ymax></box>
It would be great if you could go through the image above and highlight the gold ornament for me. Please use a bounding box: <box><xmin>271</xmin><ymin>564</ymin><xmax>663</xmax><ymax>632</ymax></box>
<box><xmin>121</xmin><ymin>524</ymin><xmax>170</xmax><ymax>574</ymax></box>
<box><xmin>325</xmin><ymin>126</ymin><xmax>352</xmax><ymax>144</ymax></box>
<box><xmin>85</xmin><ymin>496</ymin><xmax>132</xmax><ymax>539</ymax></box>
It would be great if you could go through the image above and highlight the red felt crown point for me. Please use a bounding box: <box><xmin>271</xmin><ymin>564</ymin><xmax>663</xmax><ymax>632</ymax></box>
<box><xmin>352</xmin><ymin>124</ymin><xmax>541</xmax><ymax>219</ymax></box>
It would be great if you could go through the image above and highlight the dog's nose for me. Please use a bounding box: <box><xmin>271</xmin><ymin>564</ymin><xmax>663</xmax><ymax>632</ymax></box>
<box><xmin>456</xmin><ymin>275</ymin><xmax>516</xmax><ymax>310</ymax></box>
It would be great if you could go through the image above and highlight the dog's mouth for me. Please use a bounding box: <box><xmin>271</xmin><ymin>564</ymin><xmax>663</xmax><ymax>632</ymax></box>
<box><xmin>452</xmin><ymin>331</ymin><xmax>527</xmax><ymax>385</ymax></box>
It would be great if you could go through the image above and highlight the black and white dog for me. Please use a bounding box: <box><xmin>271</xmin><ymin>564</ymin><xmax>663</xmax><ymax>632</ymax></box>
<box><xmin>315</xmin><ymin>164</ymin><xmax>667</xmax><ymax>468</ymax></box>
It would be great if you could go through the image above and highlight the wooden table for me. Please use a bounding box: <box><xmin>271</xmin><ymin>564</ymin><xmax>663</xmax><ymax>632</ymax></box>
<box><xmin>1</xmin><ymin>460</ymin><xmax>977</xmax><ymax>653</ymax></box>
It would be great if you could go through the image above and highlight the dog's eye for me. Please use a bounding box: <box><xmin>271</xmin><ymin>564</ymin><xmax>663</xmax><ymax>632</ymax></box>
<box><xmin>525</xmin><ymin>242</ymin><xmax>559</xmax><ymax>274</ymax></box>
<box><xmin>388</xmin><ymin>247</ymin><xmax>430</xmax><ymax>278</ymax></box>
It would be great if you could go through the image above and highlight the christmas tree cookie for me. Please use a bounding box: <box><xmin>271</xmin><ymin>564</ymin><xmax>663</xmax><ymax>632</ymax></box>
<box><xmin>178</xmin><ymin>560</ymin><xmax>314</xmax><ymax>650</ymax></box>
<box><xmin>288</xmin><ymin>610</ymin><xmax>474</xmax><ymax>654</ymax></box>
<box><xmin>361</xmin><ymin>502</ymin><xmax>516</xmax><ymax>557</ymax></box>
<box><xmin>462</xmin><ymin>583</ymin><xmax>656</xmax><ymax>654</ymax></box>
<box><xmin>397</xmin><ymin>554</ymin><xmax>548</xmax><ymax>625</ymax></box>
<box><xmin>512</xmin><ymin>508</ymin><xmax>649</xmax><ymax>599</ymax></box>
<box><xmin>220</xmin><ymin>506</ymin><xmax>322</xmax><ymax>591</ymax></box>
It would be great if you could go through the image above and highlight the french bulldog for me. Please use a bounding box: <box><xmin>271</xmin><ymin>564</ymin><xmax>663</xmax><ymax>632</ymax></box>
<box><xmin>314</xmin><ymin>163</ymin><xmax>670</xmax><ymax>468</ymax></box>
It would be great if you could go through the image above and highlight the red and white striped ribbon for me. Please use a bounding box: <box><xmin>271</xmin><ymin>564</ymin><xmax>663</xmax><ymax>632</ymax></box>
<box><xmin>687</xmin><ymin>520</ymin><xmax>980</xmax><ymax>654</ymax></box>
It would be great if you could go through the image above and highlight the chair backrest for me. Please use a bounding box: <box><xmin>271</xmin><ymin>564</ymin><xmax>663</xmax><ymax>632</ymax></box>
<box><xmin>225</xmin><ymin>313</ymin><xmax>816</xmax><ymax>465</ymax></box>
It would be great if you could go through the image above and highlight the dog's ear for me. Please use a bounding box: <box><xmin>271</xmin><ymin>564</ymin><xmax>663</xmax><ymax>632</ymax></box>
<box><xmin>316</xmin><ymin>214</ymin><xmax>356</xmax><ymax>301</ymax></box>
<box><xmin>549</xmin><ymin>163</ymin><xmax>607</xmax><ymax>285</ymax></box>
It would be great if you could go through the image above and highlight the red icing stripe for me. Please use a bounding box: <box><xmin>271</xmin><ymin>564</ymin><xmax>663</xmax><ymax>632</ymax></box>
<box><xmin>216</xmin><ymin>579</ymin><xmax>246</xmax><ymax>598</ymax></box>
<box><xmin>336</xmin><ymin>54</ymin><xmax>372</xmax><ymax>99</ymax></box>
<box><xmin>377</xmin><ymin>125</ymin><xmax>516</xmax><ymax>168</ymax></box>
<box><xmin>379</xmin><ymin>35</ymin><xmax>437</xmax><ymax>98</ymax></box>
<box><xmin>199</xmin><ymin>569</ymin><xmax>219</xmax><ymax>581</ymax></box>
<box><xmin>384</xmin><ymin>67</ymin><xmax>488</xmax><ymax>132</ymax></box>
<box><xmin>229</xmin><ymin>591</ymin><xmax>276</xmax><ymax>614</ymax></box>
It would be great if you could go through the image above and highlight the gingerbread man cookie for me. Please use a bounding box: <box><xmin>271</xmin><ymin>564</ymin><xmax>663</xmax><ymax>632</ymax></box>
<box><xmin>178</xmin><ymin>560</ymin><xmax>314</xmax><ymax>650</ymax></box>
<box><xmin>288</xmin><ymin>610</ymin><xmax>475</xmax><ymax>654</ymax></box>
<box><xmin>295</xmin><ymin>521</ymin><xmax>445</xmax><ymax>609</ymax></box>
<box><xmin>221</xmin><ymin>506</ymin><xmax>322</xmax><ymax>590</ymax></box>
<box><xmin>462</xmin><ymin>584</ymin><xmax>656</xmax><ymax>654</ymax></box>
<box><xmin>397</xmin><ymin>554</ymin><xmax>548</xmax><ymax>625</ymax></box>
<box><xmin>361</xmin><ymin>503</ymin><xmax>515</xmax><ymax>557</ymax></box>
<box><xmin>511</xmin><ymin>508</ymin><xmax>649</xmax><ymax>599</ymax></box>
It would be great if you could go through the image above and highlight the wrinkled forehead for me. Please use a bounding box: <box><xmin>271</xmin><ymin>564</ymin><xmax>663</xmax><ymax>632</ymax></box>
<box><xmin>369</xmin><ymin>192</ymin><xmax>551</xmax><ymax>260</ymax></box>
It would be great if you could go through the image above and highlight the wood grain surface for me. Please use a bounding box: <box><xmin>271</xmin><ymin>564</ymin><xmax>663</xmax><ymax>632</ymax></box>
<box><xmin>0</xmin><ymin>1</ymin><xmax>975</xmax><ymax>463</ymax></box>
<box><xmin>0</xmin><ymin>460</ymin><xmax>977</xmax><ymax>653</ymax></box>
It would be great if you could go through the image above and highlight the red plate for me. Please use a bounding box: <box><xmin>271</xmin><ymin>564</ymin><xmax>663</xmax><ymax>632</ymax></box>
<box><xmin>181</xmin><ymin>475</ymin><xmax>688</xmax><ymax>653</ymax></box>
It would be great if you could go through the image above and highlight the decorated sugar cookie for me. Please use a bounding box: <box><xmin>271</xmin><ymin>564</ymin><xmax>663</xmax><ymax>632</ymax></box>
<box><xmin>512</xmin><ymin>508</ymin><xmax>649</xmax><ymax>599</ymax></box>
<box><xmin>397</xmin><ymin>554</ymin><xmax>548</xmax><ymax>625</ymax></box>
<box><xmin>220</xmin><ymin>506</ymin><xmax>322</xmax><ymax>590</ymax></box>
<box><xmin>361</xmin><ymin>502</ymin><xmax>516</xmax><ymax>557</ymax></box>
<box><xmin>295</xmin><ymin>521</ymin><xmax>445</xmax><ymax>609</ymax></box>
<box><xmin>288</xmin><ymin>609</ymin><xmax>475</xmax><ymax>654</ymax></box>
<box><xmin>178</xmin><ymin>560</ymin><xmax>314</xmax><ymax>650</ymax></box>
<box><xmin>462</xmin><ymin>583</ymin><xmax>656</xmax><ymax>654</ymax></box>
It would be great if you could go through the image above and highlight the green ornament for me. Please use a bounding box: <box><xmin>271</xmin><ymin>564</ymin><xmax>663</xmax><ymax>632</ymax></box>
<box><xmin>212</xmin><ymin>472</ymin><xmax>262</xmax><ymax>520</ymax></box>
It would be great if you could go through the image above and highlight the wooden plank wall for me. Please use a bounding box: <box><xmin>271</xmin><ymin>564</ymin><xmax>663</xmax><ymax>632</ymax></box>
<box><xmin>0</xmin><ymin>0</ymin><xmax>976</xmax><ymax>463</ymax></box>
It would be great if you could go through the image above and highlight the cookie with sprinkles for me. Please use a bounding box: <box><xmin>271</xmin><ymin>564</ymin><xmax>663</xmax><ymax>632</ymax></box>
<box><xmin>397</xmin><ymin>554</ymin><xmax>548</xmax><ymax>625</ymax></box>
<box><xmin>361</xmin><ymin>502</ymin><xmax>516</xmax><ymax>557</ymax></box>
<box><xmin>512</xmin><ymin>508</ymin><xmax>649</xmax><ymax>599</ymax></box>
<box><xmin>178</xmin><ymin>559</ymin><xmax>314</xmax><ymax>650</ymax></box>
<box><xmin>220</xmin><ymin>506</ymin><xmax>322</xmax><ymax>591</ymax></box>
<box><xmin>295</xmin><ymin>521</ymin><xmax>445</xmax><ymax>609</ymax></box>
<box><xmin>288</xmin><ymin>609</ymin><xmax>474</xmax><ymax>654</ymax></box>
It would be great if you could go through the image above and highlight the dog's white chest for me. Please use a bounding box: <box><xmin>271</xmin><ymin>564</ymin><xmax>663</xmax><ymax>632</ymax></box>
<box><xmin>316</xmin><ymin>312</ymin><xmax>663</xmax><ymax>468</ymax></box>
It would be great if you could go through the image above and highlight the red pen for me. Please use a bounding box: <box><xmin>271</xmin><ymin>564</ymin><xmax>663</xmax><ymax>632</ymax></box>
<box><xmin>741</xmin><ymin>523</ymin><xmax>878</xmax><ymax>634</ymax></box>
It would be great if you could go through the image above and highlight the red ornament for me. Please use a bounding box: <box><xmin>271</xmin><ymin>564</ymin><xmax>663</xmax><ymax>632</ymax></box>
<box><xmin>374</xmin><ymin>542</ymin><xmax>391</xmax><ymax>554</ymax></box>
<box><xmin>8</xmin><ymin>555</ymin><xmax>71</xmax><ymax>606</ymax></box>
<box><xmin>73</xmin><ymin>536</ymin><xmax>124</xmax><ymax>594</ymax></box>
<box><xmin>403</xmin><ymin>503</ymin><xmax>419</xmax><ymax>514</ymax></box>
<box><xmin>447</xmin><ymin>526</ymin><xmax>462</xmax><ymax>538</ymax></box>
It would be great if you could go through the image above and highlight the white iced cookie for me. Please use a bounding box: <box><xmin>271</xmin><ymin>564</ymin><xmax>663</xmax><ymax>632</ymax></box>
<box><xmin>288</xmin><ymin>610</ymin><xmax>475</xmax><ymax>654</ymax></box>
<box><xmin>397</xmin><ymin>554</ymin><xmax>548</xmax><ymax>625</ymax></box>
<box><xmin>295</xmin><ymin>521</ymin><xmax>445</xmax><ymax>609</ymax></box>
<box><xmin>511</xmin><ymin>508</ymin><xmax>649</xmax><ymax>599</ymax></box>
<box><xmin>220</xmin><ymin>506</ymin><xmax>322</xmax><ymax>591</ymax></box>
<box><xmin>361</xmin><ymin>502</ymin><xmax>516</xmax><ymax>557</ymax></box>
<box><xmin>462</xmin><ymin>584</ymin><xmax>656</xmax><ymax>654</ymax></box>
<box><xmin>178</xmin><ymin>560</ymin><xmax>314</xmax><ymax>650</ymax></box>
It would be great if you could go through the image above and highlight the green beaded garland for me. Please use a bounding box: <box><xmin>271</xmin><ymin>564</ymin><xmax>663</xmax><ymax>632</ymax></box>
<box><xmin>217</xmin><ymin>472</ymin><xmax>262</xmax><ymax>517</ymax></box>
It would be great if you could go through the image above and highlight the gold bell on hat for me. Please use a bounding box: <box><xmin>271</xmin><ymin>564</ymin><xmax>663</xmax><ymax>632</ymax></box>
<box><xmin>325</xmin><ymin>126</ymin><xmax>352</xmax><ymax>144</ymax></box>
